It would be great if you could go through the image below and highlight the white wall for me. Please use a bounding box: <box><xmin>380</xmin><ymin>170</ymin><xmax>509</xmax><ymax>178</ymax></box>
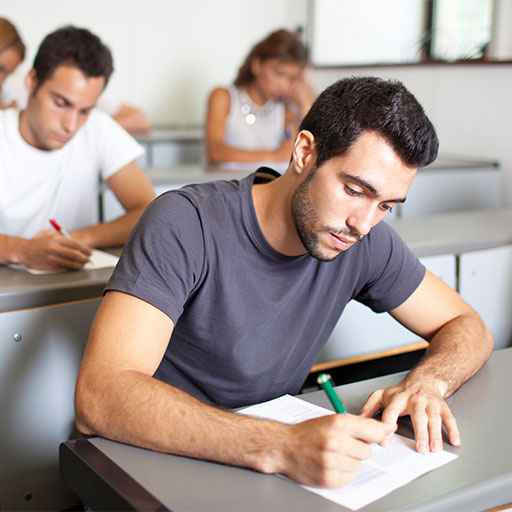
<box><xmin>2</xmin><ymin>0</ymin><xmax>307</xmax><ymax>125</ymax></box>
<box><xmin>3</xmin><ymin>0</ymin><xmax>512</xmax><ymax>204</ymax></box>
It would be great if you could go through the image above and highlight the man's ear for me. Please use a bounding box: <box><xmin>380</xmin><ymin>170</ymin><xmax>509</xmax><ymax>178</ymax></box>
<box><xmin>291</xmin><ymin>130</ymin><xmax>317</xmax><ymax>174</ymax></box>
<box><xmin>25</xmin><ymin>69</ymin><xmax>37</xmax><ymax>95</ymax></box>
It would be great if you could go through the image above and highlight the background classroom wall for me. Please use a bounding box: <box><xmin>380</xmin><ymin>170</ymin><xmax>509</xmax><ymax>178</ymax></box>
<box><xmin>3</xmin><ymin>0</ymin><xmax>512</xmax><ymax>205</ymax></box>
<box><xmin>1</xmin><ymin>0</ymin><xmax>308</xmax><ymax>124</ymax></box>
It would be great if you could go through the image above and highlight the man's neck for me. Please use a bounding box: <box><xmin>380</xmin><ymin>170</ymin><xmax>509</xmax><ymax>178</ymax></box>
<box><xmin>18</xmin><ymin>109</ymin><xmax>43</xmax><ymax>150</ymax></box>
<box><xmin>251</xmin><ymin>172</ymin><xmax>306</xmax><ymax>257</ymax></box>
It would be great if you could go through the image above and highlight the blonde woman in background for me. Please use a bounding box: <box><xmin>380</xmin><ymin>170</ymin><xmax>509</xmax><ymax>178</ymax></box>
<box><xmin>0</xmin><ymin>17</ymin><xmax>25</xmax><ymax>109</ymax></box>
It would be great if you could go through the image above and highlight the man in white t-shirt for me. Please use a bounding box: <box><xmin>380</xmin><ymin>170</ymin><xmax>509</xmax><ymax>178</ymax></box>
<box><xmin>0</xmin><ymin>26</ymin><xmax>156</xmax><ymax>271</ymax></box>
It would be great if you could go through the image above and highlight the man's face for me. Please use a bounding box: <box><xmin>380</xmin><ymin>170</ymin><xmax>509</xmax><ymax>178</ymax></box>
<box><xmin>22</xmin><ymin>65</ymin><xmax>105</xmax><ymax>150</ymax></box>
<box><xmin>291</xmin><ymin>132</ymin><xmax>417</xmax><ymax>262</ymax></box>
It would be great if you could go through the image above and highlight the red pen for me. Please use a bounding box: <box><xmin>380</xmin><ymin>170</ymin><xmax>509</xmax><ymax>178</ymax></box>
<box><xmin>49</xmin><ymin>218</ymin><xmax>72</xmax><ymax>239</ymax></box>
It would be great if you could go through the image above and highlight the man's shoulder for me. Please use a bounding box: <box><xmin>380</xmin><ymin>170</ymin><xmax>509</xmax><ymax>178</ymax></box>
<box><xmin>158</xmin><ymin>176</ymin><xmax>249</xmax><ymax>208</ymax></box>
<box><xmin>75</xmin><ymin>108</ymin><xmax>140</xmax><ymax>155</ymax></box>
<box><xmin>0</xmin><ymin>108</ymin><xmax>20</xmax><ymax>142</ymax></box>
<box><xmin>146</xmin><ymin>176</ymin><xmax>252</xmax><ymax>230</ymax></box>
<box><xmin>84</xmin><ymin>108</ymin><xmax>118</xmax><ymax>130</ymax></box>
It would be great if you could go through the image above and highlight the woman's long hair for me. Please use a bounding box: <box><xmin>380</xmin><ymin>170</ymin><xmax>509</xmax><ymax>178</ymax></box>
<box><xmin>234</xmin><ymin>29</ymin><xmax>308</xmax><ymax>87</ymax></box>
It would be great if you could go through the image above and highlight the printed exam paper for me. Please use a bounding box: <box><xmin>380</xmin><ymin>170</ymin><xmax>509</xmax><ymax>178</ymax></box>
<box><xmin>240</xmin><ymin>394</ymin><xmax>458</xmax><ymax>510</ymax></box>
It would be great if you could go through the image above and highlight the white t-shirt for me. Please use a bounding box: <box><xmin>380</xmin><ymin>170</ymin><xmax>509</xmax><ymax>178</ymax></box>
<box><xmin>0</xmin><ymin>108</ymin><xmax>144</xmax><ymax>238</ymax></box>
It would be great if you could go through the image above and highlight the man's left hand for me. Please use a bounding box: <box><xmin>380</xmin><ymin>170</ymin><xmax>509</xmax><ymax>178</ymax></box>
<box><xmin>359</xmin><ymin>379</ymin><xmax>460</xmax><ymax>453</ymax></box>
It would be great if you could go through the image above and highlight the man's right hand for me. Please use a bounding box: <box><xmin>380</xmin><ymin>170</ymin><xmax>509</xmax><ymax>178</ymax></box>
<box><xmin>275</xmin><ymin>413</ymin><xmax>396</xmax><ymax>488</ymax></box>
<box><xmin>18</xmin><ymin>230</ymin><xmax>92</xmax><ymax>270</ymax></box>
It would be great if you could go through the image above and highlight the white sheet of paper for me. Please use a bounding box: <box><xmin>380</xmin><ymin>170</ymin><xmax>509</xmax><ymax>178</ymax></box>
<box><xmin>240</xmin><ymin>394</ymin><xmax>458</xmax><ymax>510</ymax></box>
<box><xmin>84</xmin><ymin>249</ymin><xmax>119</xmax><ymax>270</ymax></box>
<box><xmin>13</xmin><ymin>249</ymin><xmax>119</xmax><ymax>275</ymax></box>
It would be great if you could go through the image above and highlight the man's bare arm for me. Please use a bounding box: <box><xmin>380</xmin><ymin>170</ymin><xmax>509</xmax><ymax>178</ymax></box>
<box><xmin>360</xmin><ymin>270</ymin><xmax>493</xmax><ymax>452</ymax></box>
<box><xmin>75</xmin><ymin>291</ymin><xmax>395</xmax><ymax>488</ymax></box>
<box><xmin>70</xmin><ymin>162</ymin><xmax>156</xmax><ymax>248</ymax></box>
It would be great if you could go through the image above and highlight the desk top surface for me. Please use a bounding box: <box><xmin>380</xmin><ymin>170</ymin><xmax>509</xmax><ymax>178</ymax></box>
<box><xmin>388</xmin><ymin>207</ymin><xmax>512</xmax><ymax>257</ymax></box>
<box><xmin>0</xmin><ymin>248</ymin><xmax>121</xmax><ymax>313</ymax></box>
<box><xmin>61</xmin><ymin>347</ymin><xmax>512</xmax><ymax>512</ymax></box>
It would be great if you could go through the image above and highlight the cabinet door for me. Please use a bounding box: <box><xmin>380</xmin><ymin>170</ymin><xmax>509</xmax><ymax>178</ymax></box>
<box><xmin>0</xmin><ymin>299</ymin><xmax>101</xmax><ymax>511</ymax></box>
<box><xmin>316</xmin><ymin>254</ymin><xmax>456</xmax><ymax>363</ymax></box>
<box><xmin>459</xmin><ymin>245</ymin><xmax>512</xmax><ymax>349</ymax></box>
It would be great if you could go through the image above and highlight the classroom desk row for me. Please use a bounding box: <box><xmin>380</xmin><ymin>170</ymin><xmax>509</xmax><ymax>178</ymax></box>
<box><xmin>1</xmin><ymin>203</ymin><xmax>511</xmax><ymax>510</ymax></box>
<box><xmin>2</xmin><ymin>207</ymin><xmax>511</xmax><ymax>314</ymax></box>
<box><xmin>60</xmin><ymin>347</ymin><xmax>512</xmax><ymax>512</ymax></box>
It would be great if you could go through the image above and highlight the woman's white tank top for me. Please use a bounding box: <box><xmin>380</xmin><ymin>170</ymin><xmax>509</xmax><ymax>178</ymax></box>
<box><xmin>224</xmin><ymin>86</ymin><xmax>286</xmax><ymax>151</ymax></box>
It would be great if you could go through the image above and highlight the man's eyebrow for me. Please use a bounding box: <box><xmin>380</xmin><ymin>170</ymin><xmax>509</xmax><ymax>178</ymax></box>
<box><xmin>341</xmin><ymin>172</ymin><xmax>407</xmax><ymax>204</ymax></box>
<box><xmin>51</xmin><ymin>91</ymin><xmax>96</xmax><ymax>111</ymax></box>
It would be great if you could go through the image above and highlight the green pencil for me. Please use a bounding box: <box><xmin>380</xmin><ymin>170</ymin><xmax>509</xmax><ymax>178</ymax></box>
<box><xmin>317</xmin><ymin>373</ymin><xmax>346</xmax><ymax>413</ymax></box>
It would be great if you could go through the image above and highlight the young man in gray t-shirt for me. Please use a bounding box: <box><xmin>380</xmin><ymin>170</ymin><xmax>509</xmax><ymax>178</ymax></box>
<box><xmin>75</xmin><ymin>77</ymin><xmax>493</xmax><ymax>489</ymax></box>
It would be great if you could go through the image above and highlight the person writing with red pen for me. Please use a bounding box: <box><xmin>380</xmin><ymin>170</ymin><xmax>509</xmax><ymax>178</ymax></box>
<box><xmin>0</xmin><ymin>26</ymin><xmax>155</xmax><ymax>271</ymax></box>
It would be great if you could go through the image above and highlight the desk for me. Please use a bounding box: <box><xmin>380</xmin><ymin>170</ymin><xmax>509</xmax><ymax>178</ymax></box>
<box><xmin>59</xmin><ymin>347</ymin><xmax>512</xmax><ymax>511</ymax></box>
<box><xmin>0</xmin><ymin>261</ymin><xmax>117</xmax><ymax>313</ymax></box>
<box><xmin>388</xmin><ymin>207</ymin><xmax>512</xmax><ymax>258</ymax></box>
<box><xmin>0</xmin><ymin>255</ymin><xmax>119</xmax><ymax>511</ymax></box>
<box><xmin>135</xmin><ymin>126</ymin><xmax>203</xmax><ymax>167</ymax></box>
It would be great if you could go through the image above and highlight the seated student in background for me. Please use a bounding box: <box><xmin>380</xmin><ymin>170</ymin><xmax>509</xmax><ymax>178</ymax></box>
<box><xmin>0</xmin><ymin>17</ymin><xmax>25</xmax><ymax>108</ymax></box>
<box><xmin>206</xmin><ymin>28</ymin><xmax>316</xmax><ymax>166</ymax></box>
<box><xmin>75</xmin><ymin>77</ymin><xmax>492</xmax><ymax>489</ymax></box>
<box><xmin>0</xmin><ymin>21</ymin><xmax>152</xmax><ymax>136</ymax></box>
<box><xmin>0</xmin><ymin>26</ymin><xmax>155</xmax><ymax>271</ymax></box>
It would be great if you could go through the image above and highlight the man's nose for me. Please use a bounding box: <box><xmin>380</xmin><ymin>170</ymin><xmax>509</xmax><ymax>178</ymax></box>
<box><xmin>346</xmin><ymin>207</ymin><xmax>375</xmax><ymax>238</ymax></box>
<box><xmin>61</xmin><ymin>110</ymin><xmax>79</xmax><ymax>133</ymax></box>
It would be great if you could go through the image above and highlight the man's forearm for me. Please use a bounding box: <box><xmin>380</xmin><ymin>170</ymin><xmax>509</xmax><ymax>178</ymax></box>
<box><xmin>75</xmin><ymin>369</ymin><xmax>287</xmax><ymax>473</ymax></box>
<box><xmin>404</xmin><ymin>311</ymin><xmax>493</xmax><ymax>398</ymax></box>
<box><xmin>70</xmin><ymin>206</ymin><xmax>146</xmax><ymax>248</ymax></box>
<box><xmin>75</xmin><ymin>367</ymin><xmax>395</xmax><ymax>488</ymax></box>
<box><xmin>0</xmin><ymin>234</ymin><xmax>25</xmax><ymax>265</ymax></box>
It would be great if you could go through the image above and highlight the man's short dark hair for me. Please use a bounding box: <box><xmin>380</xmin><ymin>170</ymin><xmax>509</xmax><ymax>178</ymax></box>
<box><xmin>32</xmin><ymin>25</ymin><xmax>114</xmax><ymax>89</ymax></box>
<box><xmin>299</xmin><ymin>76</ymin><xmax>439</xmax><ymax>169</ymax></box>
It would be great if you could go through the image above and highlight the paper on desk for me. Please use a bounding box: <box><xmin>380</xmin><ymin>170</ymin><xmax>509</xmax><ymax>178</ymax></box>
<box><xmin>240</xmin><ymin>395</ymin><xmax>458</xmax><ymax>510</ymax></box>
<box><xmin>84</xmin><ymin>249</ymin><xmax>119</xmax><ymax>270</ymax></box>
<box><xmin>13</xmin><ymin>249</ymin><xmax>119</xmax><ymax>274</ymax></box>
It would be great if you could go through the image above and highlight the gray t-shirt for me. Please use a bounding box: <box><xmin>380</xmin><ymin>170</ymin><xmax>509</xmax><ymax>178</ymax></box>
<box><xmin>106</xmin><ymin>169</ymin><xmax>425</xmax><ymax>408</ymax></box>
